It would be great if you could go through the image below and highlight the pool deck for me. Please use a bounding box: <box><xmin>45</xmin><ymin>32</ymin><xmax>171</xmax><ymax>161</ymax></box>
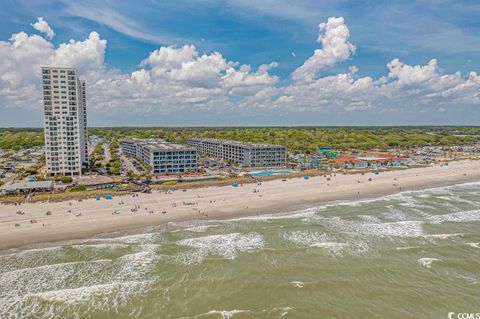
<box><xmin>244</xmin><ymin>170</ymin><xmax>292</xmax><ymax>177</ymax></box>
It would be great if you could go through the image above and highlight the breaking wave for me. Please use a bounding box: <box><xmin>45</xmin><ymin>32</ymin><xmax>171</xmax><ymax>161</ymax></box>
<box><xmin>174</xmin><ymin>232</ymin><xmax>264</xmax><ymax>264</ymax></box>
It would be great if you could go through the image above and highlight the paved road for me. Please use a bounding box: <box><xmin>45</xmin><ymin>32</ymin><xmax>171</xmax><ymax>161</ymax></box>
<box><xmin>120</xmin><ymin>154</ymin><xmax>141</xmax><ymax>175</ymax></box>
<box><xmin>1</xmin><ymin>173</ymin><xmax>18</xmax><ymax>185</ymax></box>
<box><xmin>100</xmin><ymin>143</ymin><xmax>111</xmax><ymax>164</ymax></box>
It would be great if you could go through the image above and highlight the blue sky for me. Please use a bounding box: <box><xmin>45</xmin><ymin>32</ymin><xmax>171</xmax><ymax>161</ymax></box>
<box><xmin>0</xmin><ymin>0</ymin><xmax>479</xmax><ymax>126</ymax></box>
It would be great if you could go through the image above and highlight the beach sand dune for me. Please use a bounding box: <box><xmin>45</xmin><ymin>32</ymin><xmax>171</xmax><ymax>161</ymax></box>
<box><xmin>1</xmin><ymin>160</ymin><xmax>479</xmax><ymax>252</ymax></box>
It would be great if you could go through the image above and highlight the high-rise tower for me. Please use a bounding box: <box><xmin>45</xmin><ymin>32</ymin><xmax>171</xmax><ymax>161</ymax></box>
<box><xmin>41</xmin><ymin>67</ymin><xmax>88</xmax><ymax>176</ymax></box>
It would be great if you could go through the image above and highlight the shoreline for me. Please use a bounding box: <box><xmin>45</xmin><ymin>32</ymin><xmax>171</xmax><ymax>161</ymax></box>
<box><xmin>1</xmin><ymin>160</ymin><xmax>480</xmax><ymax>253</ymax></box>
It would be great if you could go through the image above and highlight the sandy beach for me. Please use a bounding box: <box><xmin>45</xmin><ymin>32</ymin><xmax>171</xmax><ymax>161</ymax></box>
<box><xmin>1</xmin><ymin>160</ymin><xmax>480</xmax><ymax>252</ymax></box>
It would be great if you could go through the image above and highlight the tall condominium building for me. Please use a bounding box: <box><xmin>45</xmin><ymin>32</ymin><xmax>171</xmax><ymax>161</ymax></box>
<box><xmin>120</xmin><ymin>139</ymin><xmax>198</xmax><ymax>174</ymax></box>
<box><xmin>188</xmin><ymin>138</ymin><xmax>287</xmax><ymax>167</ymax></box>
<box><xmin>41</xmin><ymin>67</ymin><xmax>88</xmax><ymax>176</ymax></box>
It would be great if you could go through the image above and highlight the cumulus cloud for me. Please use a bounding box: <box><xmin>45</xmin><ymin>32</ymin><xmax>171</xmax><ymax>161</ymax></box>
<box><xmin>31</xmin><ymin>17</ymin><xmax>55</xmax><ymax>40</ymax></box>
<box><xmin>378</xmin><ymin>58</ymin><xmax>480</xmax><ymax>107</ymax></box>
<box><xmin>0</xmin><ymin>23</ymin><xmax>107</xmax><ymax>110</ymax></box>
<box><xmin>387</xmin><ymin>58</ymin><xmax>439</xmax><ymax>86</ymax></box>
<box><xmin>141</xmin><ymin>45</ymin><xmax>197</xmax><ymax>70</ymax></box>
<box><xmin>292</xmin><ymin>17</ymin><xmax>355</xmax><ymax>82</ymax></box>
<box><xmin>0</xmin><ymin>16</ymin><xmax>479</xmax><ymax>119</ymax></box>
<box><xmin>54</xmin><ymin>32</ymin><xmax>107</xmax><ymax>70</ymax></box>
<box><xmin>0</xmin><ymin>29</ymin><xmax>105</xmax><ymax>84</ymax></box>
<box><xmin>284</xmin><ymin>67</ymin><xmax>377</xmax><ymax>111</ymax></box>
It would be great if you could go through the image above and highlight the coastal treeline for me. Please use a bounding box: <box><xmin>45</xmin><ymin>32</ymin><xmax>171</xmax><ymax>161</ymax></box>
<box><xmin>1</xmin><ymin>127</ymin><xmax>479</xmax><ymax>153</ymax></box>
<box><xmin>0</xmin><ymin>131</ymin><xmax>44</xmax><ymax>150</ymax></box>
<box><xmin>90</xmin><ymin>127</ymin><xmax>480</xmax><ymax>153</ymax></box>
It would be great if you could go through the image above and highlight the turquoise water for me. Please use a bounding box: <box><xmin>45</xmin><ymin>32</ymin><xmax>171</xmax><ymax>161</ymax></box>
<box><xmin>249</xmin><ymin>170</ymin><xmax>291</xmax><ymax>177</ymax></box>
<box><xmin>0</xmin><ymin>182</ymin><xmax>479</xmax><ymax>318</ymax></box>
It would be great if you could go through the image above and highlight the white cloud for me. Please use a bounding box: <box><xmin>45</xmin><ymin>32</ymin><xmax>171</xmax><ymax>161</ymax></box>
<box><xmin>386</xmin><ymin>58</ymin><xmax>439</xmax><ymax>86</ymax></box>
<box><xmin>60</xmin><ymin>0</ymin><xmax>193</xmax><ymax>45</ymax></box>
<box><xmin>0</xmin><ymin>22</ymin><xmax>107</xmax><ymax>110</ymax></box>
<box><xmin>285</xmin><ymin>67</ymin><xmax>377</xmax><ymax>111</ymax></box>
<box><xmin>53</xmin><ymin>32</ymin><xmax>107</xmax><ymax>70</ymax></box>
<box><xmin>31</xmin><ymin>17</ymin><xmax>55</xmax><ymax>40</ymax></box>
<box><xmin>142</xmin><ymin>45</ymin><xmax>198</xmax><ymax>70</ymax></box>
<box><xmin>377</xmin><ymin>58</ymin><xmax>480</xmax><ymax>107</ymax></box>
<box><xmin>169</xmin><ymin>52</ymin><xmax>230</xmax><ymax>87</ymax></box>
<box><xmin>0</xmin><ymin>16</ymin><xmax>479</xmax><ymax>120</ymax></box>
<box><xmin>0</xmin><ymin>30</ymin><xmax>106</xmax><ymax>87</ymax></box>
<box><xmin>292</xmin><ymin>17</ymin><xmax>356</xmax><ymax>82</ymax></box>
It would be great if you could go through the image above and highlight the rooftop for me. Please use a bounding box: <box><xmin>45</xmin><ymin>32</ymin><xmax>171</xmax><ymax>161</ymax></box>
<box><xmin>122</xmin><ymin>138</ymin><xmax>196</xmax><ymax>151</ymax></box>
<box><xmin>356</xmin><ymin>156</ymin><xmax>389</xmax><ymax>161</ymax></box>
<box><xmin>2</xmin><ymin>180</ymin><xmax>53</xmax><ymax>192</ymax></box>
<box><xmin>189</xmin><ymin>137</ymin><xmax>285</xmax><ymax>149</ymax></box>
<box><xmin>334</xmin><ymin>155</ymin><xmax>366</xmax><ymax>164</ymax></box>
<box><xmin>41</xmin><ymin>66</ymin><xmax>77</xmax><ymax>70</ymax></box>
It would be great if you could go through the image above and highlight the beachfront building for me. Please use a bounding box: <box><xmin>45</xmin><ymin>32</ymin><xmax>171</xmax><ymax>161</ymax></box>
<box><xmin>188</xmin><ymin>138</ymin><xmax>287</xmax><ymax>167</ymax></box>
<box><xmin>334</xmin><ymin>155</ymin><xmax>368</xmax><ymax>169</ymax></box>
<box><xmin>376</xmin><ymin>153</ymin><xmax>409</xmax><ymax>166</ymax></box>
<box><xmin>334</xmin><ymin>154</ymin><xmax>409</xmax><ymax>169</ymax></box>
<box><xmin>1</xmin><ymin>181</ymin><xmax>54</xmax><ymax>195</ymax></box>
<box><xmin>42</xmin><ymin>67</ymin><xmax>88</xmax><ymax>176</ymax></box>
<box><xmin>355</xmin><ymin>154</ymin><xmax>409</xmax><ymax>167</ymax></box>
<box><xmin>120</xmin><ymin>139</ymin><xmax>198</xmax><ymax>174</ymax></box>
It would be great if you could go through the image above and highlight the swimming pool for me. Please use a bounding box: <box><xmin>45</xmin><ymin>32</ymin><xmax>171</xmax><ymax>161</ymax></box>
<box><xmin>249</xmin><ymin>170</ymin><xmax>292</xmax><ymax>177</ymax></box>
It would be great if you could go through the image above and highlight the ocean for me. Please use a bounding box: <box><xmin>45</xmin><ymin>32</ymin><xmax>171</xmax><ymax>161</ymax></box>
<box><xmin>1</xmin><ymin>182</ymin><xmax>479</xmax><ymax>318</ymax></box>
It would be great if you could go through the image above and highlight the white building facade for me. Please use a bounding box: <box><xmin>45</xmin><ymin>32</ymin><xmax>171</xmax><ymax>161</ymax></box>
<box><xmin>42</xmin><ymin>67</ymin><xmax>88</xmax><ymax>176</ymax></box>
<box><xmin>120</xmin><ymin>139</ymin><xmax>198</xmax><ymax>174</ymax></box>
<box><xmin>188</xmin><ymin>138</ymin><xmax>287</xmax><ymax>167</ymax></box>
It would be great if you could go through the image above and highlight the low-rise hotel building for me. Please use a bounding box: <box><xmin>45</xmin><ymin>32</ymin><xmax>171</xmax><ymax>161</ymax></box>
<box><xmin>188</xmin><ymin>138</ymin><xmax>286</xmax><ymax>167</ymax></box>
<box><xmin>120</xmin><ymin>139</ymin><xmax>198</xmax><ymax>174</ymax></box>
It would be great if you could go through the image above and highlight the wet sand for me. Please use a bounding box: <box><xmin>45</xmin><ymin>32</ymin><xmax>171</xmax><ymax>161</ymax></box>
<box><xmin>1</xmin><ymin>160</ymin><xmax>479</xmax><ymax>252</ymax></box>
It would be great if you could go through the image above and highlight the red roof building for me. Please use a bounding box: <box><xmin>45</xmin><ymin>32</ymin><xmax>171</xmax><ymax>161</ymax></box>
<box><xmin>334</xmin><ymin>155</ymin><xmax>367</xmax><ymax>168</ymax></box>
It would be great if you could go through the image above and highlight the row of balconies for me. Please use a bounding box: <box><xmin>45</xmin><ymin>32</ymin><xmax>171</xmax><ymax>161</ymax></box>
<box><xmin>153</xmin><ymin>165</ymin><xmax>196</xmax><ymax>169</ymax></box>
<box><xmin>153</xmin><ymin>155</ymin><xmax>197</xmax><ymax>159</ymax></box>
<box><xmin>153</xmin><ymin>161</ymin><xmax>197</xmax><ymax>165</ymax></box>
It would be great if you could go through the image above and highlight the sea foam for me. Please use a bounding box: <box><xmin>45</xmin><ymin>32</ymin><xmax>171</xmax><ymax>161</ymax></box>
<box><xmin>323</xmin><ymin>217</ymin><xmax>425</xmax><ymax>237</ymax></box>
<box><xmin>427</xmin><ymin>209</ymin><xmax>480</xmax><ymax>224</ymax></box>
<box><xmin>417</xmin><ymin>257</ymin><xmax>441</xmax><ymax>268</ymax></box>
<box><xmin>174</xmin><ymin>232</ymin><xmax>264</xmax><ymax>264</ymax></box>
<box><xmin>6</xmin><ymin>280</ymin><xmax>149</xmax><ymax>319</ymax></box>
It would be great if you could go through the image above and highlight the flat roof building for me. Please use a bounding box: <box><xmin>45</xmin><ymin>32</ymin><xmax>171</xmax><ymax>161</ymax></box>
<box><xmin>1</xmin><ymin>181</ymin><xmax>54</xmax><ymax>195</ymax></box>
<box><xmin>120</xmin><ymin>139</ymin><xmax>198</xmax><ymax>174</ymax></box>
<box><xmin>188</xmin><ymin>138</ymin><xmax>286</xmax><ymax>168</ymax></box>
<box><xmin>42</xmin><ymin>67</ymin><xmax>88</xmax><ymax>176</ymax></box>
